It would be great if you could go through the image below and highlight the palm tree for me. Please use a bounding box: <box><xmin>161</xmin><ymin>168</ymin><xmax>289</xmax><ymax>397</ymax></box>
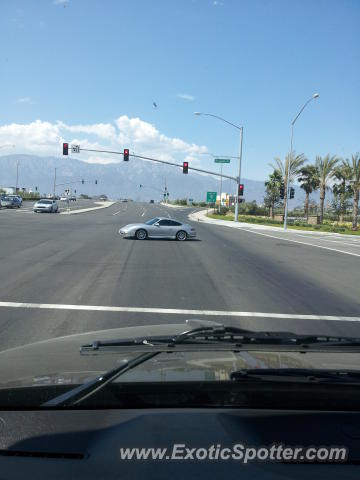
<box><xmin>264</xmin><ymin>169</ymin><xmax>283</xmax><ymax>218</ymax></box>
<box><xmin>315</xmin><ymin>154</ymin><xmax>339</xmax><ymax>222</ymax></box>
<box><xmin>270</xmin><ymin>152</ymin><xmax>306</xmax><ymax>214</ymax></box>
<box><xmin>332</xmin><ymin>164</ymin><xmax>352</xmax><ymax>223</ymax></box>
<box><xmin>298</xmin><ymin>165</ymin><xmax>320</xmax><ymax>221</ymax></box>
<box><xmin>342</xmin><ymin>154</ymin><xmax>360</xmax><ymax>230</ymax></box>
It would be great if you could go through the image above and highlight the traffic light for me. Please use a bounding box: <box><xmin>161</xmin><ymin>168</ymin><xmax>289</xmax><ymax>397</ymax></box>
<box><xmin>95</xmin><ymin>180</ymin><xmax>98</xmax><ymax>185</ymax></box>
<box><xmin>82</xmin><ymin>179</ymin><xmax>84</xmax><ymax>184</ymax></box>
<box><xmin>123</xmin><ymin>148</ymin><xmax>129</xmax><ymax>161</ymax></box>
<box><xmin>183</xmin><ymin>161</ymin><xmax>189</xmax><ymax>174</ymax></box>
<box><xmin>140</xmin><ymin>184</ymin><xmax>143</xmax><ymax>188</ymax></box>
<box><xmin>63</xmin><ymin>143</ymin><xmax>68</xmax><ymax>155</ymax></box>
<box><xmin>290</xmin><ymin>187</ymin><xmax>295</xmax><ymax>199</ymax></box>
<box><xmin>238</xmin><ymin>184</ymin><xmax>244</xmax><ymax>196</ymax></box>
<box><xmin>35</xmin><ymin>186</ymin><xmax>38</xmax><ymax>191</ymax></box>
<box><xmin>280</xmin><ymin>186</ymin><xmax>285</xmax><ymax>199</ymax></box>
<box><xmin>74</xmin><ymin>189</ymin><xmax>76</xmax><ymax>194</ymax></box>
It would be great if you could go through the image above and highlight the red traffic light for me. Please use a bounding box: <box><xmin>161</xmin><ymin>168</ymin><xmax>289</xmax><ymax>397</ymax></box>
<box><xmin>123</xmin><ymin>148</ymin><xmax>129</xmax><ymax>161</ymax></box>
<box><xmin>63</xmin><ymin>143</ymin><xmax>68</xmax><ymax>155</ymax></box>
<box><xmin>238</xmin><ymin>183</ymin><xmax>244</xmax><ymax>196</ymax></box>
<box><xmin>183</xmin><ymin>161</ymin><xmax>189</xmax><ymax>174</ymax></box>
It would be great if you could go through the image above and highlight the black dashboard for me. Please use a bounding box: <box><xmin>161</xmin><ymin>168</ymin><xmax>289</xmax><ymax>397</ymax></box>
<box><xmin>0</xmin><ymin>407</ymin><xmax>360</xmax><ymax>479</ymax></box>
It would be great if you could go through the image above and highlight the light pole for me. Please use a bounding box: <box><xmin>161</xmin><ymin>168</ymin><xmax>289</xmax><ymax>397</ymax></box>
<box><xmin>194</xmin><ymin>112</ymin><xmax>243</xmax><ymax>222</ymax></box>
<box><xmin>15</xmin><ymin>160</ymin><xmax>20</xmax><ymax>192</ymax></box>
<box><xmin>284</xmin><ymin>93</ymin><xmax>319</xmax><ymax>230</ymax></box>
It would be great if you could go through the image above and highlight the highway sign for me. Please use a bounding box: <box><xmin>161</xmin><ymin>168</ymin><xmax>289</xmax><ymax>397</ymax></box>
<box><xmin>71</xmin><ymin>145</ymin><xmax>80</xmax><ymax>153</ymax></box>
<box><xmin>214</xmin><ymin>158</ymin><xmax>230</xmax><ymax>164</ymax></box>
<box><xmin>207</xmin><ymin>191</ymin><xmax>217</xmax><ymax>203</ymax></box>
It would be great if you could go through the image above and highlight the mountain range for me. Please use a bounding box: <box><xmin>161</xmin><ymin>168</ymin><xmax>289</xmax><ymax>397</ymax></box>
<box><xmin>0</xmin><ymin>154</ymin><xmax>312</xmax><ymax>207</ymax></box>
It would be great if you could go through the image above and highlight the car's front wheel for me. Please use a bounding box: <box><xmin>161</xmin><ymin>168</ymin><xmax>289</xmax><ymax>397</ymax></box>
<box><xmin>176</xmin><ymin>230</ymin><xmax>187</xmax><ymax>241</ymax></box>
<box><xmin>135</xmin><ymin>229</ymin><xmax>147</xmax><ymax>240</ymax></box>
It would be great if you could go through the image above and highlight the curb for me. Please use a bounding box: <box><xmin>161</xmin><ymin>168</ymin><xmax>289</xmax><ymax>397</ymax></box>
<box><xmin>60</xmin><ymin>201</ymin><xmax>116</xmax><ymax>215</ymax></box>
<box><xmin>160</xmin><ymin>202</ymin><xmax>189</xmax><ymax>209</ymax></box>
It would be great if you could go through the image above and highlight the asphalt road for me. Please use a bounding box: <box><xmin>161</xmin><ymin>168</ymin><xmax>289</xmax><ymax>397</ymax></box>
<box><xmin>0</xmin><ymin>201</ymin><xmax>359</xmax><ymax>351</ymax></box>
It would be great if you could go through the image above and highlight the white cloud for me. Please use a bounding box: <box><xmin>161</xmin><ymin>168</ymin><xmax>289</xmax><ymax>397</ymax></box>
<box><xmin>53</xmin><ymin>0</ymin><xmax>69</xmax><ymax>4</ymax></box>
<box><xmin>212</xmin><ymin>1</ymin><xmax>224</xmax><ymax>5</ymax></box>
<box><xmin>177</xmin><ymin>93</ymin><xmax>195</xmax><ymax>101</ymax></box>
<box><xmin>16</xmin><ymin>97</ymin><xmax>34</xmax><ymax>104</ymax></box>
<box><xmin>0</xmin><ymin>116</ymin><xmax>208</xmax><ymax>165</ymax></box>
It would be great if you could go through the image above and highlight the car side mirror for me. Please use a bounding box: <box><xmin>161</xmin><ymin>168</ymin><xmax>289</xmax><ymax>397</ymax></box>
<box><xmin>154</xmin><ymin>223</ymin><xmax>160</xmax><ymax>227</ymax></box>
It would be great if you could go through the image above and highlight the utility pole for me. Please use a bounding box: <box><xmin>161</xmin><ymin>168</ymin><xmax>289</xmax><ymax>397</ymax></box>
<box><xmin>53</xmin><ymin>167</ymin><xmax>57</xmax><ymax>198</ymax></box>
<box><xmin>15</xmin><ymin>160</ymin><xmax>20</xmax><ymax>192</ymax></box>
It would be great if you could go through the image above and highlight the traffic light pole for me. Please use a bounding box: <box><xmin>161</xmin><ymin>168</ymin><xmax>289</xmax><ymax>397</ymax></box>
<box><xmin>78</xmin><ymin>148</ymin><xmax>238</xmax><ymax>182</ymax></box>
<box><xmin>234</xmin><ymin>127</ymin><xmax>243</xmax><ymax>223</ymax></box>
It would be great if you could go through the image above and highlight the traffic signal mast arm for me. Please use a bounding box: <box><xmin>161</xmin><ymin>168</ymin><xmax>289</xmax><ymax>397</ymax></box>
<box><xmin>77</xmin><ymin>147</ymin><xmax>238</xmax><ymax>182</ymax></box>
<box><xmin>55</xmin><ymin>179</ymin><xmax>97</xmax><ymax>187</ymax></box>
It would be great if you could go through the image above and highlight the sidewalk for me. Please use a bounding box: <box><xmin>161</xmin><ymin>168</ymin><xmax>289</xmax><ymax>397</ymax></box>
<box><xmin>188</xmin><ymin>209</ymin><xmax>360</xmax><ymax>238</ymax></box>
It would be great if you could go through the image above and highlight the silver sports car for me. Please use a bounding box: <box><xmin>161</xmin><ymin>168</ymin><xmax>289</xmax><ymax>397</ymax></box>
<box><xmin>119</xmin><ymin>217</ymin><xmax>196</xmax><ymax>241</ymax></box>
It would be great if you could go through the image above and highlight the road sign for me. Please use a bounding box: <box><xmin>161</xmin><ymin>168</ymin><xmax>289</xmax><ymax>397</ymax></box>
<box><xmin>207</xmin><ymin>191</ymin><xmax>217</xmax><ymax>203</ymax></box>
<box><xmin>214</xmin><ymin>158</ymin><xmax>230</xmax><ymax>164</ymax></box>
<box><xmin>71</xmin><ymin>145</ymin><xmax>80</xmax><ymax>153</ymax></box>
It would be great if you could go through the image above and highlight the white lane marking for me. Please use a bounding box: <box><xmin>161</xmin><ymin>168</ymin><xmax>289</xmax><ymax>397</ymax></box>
<box><xmin>293</xmin><ymin>233</ymin><xmax>360</xmax><ymax>247</ymax></box>
<box><xmin>237</xmin><ymin>227</ymin><xmax>360</xmax><ymax>258</ymax></box>
<box><xmin>141</xmin><ymin>209</ymin><xmax>146</xmax><ymax>217</ymax></box>
<box><xmin>112</xmin><ymin>210</ymin><xmax>122</xmax><ymax>216</ymax></box>
<box><xmin>0</xmin><ymin>301</ymin><xmax>358</xmax><ymax>322</ymax></box>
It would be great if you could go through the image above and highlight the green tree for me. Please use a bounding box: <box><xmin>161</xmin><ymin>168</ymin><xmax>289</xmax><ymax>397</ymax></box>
<box><xmin>264</xmin><ymin>169</ymin><xmax>283</xmax><ymax>218</ymax></box>
<box><xmin>342</xmin><ymin>154</ymin><xmax>360</xmax><ymax>230</ymax></box>
<box><xmin>332</xmin><ymin>164</ymin><xmax>352</xmax><ymax>223</ymax></box>
<box><xmin>298</xmin><ymin>165</ymin><xmax>320</xmax><ymax>221</ymax></box>
<box><xmin>270</xmin><ymin>152</ymin><xmax>307</xmax><ymax>214</ymax></box>
<box><xmin>315</xmin><ymin>154</ymin><xmax>339</xmax><ymax>223</ymax></box>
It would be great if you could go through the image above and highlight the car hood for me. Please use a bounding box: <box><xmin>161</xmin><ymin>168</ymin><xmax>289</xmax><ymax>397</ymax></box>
<box><xmin>120</xmin><ymin>223</ymin><xmax>146</xmax><ymax>230</ymax></box>
<box><xmin>0</xmin><ymin>322</ymin><xmax>360</xmax><ymax>388</ymax></box>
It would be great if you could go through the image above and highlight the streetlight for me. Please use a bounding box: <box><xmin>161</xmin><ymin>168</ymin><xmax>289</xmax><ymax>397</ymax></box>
<box><xmin>194</xmin><ymin>112</ymin><xmax>243</xmax><ymax>222</ymax></box>
<box><xmin>284</xmin><ymin>93</ymin><xmax>319</xmax><ymax>230</ymax></box>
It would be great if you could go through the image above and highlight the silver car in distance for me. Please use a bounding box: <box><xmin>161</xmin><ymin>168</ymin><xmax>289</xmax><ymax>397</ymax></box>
<box><xmin>119</xmin><ymin>217</ymin><xmax>196</xmax><ymax>241</ymax></box>
<box><xmin>33</xmin><ymin>199</ymin><xmax>59</xmax><ymax>213</ymax></box>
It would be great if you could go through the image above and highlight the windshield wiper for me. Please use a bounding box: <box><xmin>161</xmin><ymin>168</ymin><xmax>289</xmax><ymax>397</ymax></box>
<box><xmin>230</xmin><ymin>368</ymin><xmax>360</xmax><ymax>384</ymax></box>
<box><xmin>43</xmin><ymin>351</ymin><xmax>160</xmax><ymax>407</ymax></box>
<box><xmin>80</xmin><ymin>325</ymin><xmax>360</xmax><ymax>354</ymax></box>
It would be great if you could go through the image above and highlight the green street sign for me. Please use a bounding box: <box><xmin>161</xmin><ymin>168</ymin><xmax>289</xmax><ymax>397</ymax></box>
<box><xmin>214</xmin><ymin>158</ymin><xmax>230</xmax><ymax>164</ymax></box>
<box><xmin>207</xmin><ymin>191</ymin><xmax>217</xmax><ymax>203</ymax></box>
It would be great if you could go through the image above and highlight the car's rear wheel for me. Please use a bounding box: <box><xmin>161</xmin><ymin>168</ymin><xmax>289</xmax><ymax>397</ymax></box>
<box><xmin>176</xmin><ymin>230</ymin><xmax>187</xmax><ymax>241</ymax></box>
<box><xmin>135</xmin><ymin>229</ymin><xmax>147</xmax><ymax>240</ymax></box>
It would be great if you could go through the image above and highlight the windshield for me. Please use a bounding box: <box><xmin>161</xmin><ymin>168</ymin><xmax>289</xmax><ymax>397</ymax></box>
<box><xmin>145</xmin><ymin>217</ymin><xmax>160</xmax><ymax>225</ymax></box>
<box><xmin>0</xmin><ymin>0</ymin><xmax>360</xmax><ymax>440</ymax></box>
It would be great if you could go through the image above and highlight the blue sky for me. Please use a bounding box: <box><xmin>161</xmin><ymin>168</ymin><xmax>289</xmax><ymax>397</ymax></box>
<box><xmin>1</xmin><ymin>0</ymin><xmax>359</xmax><ymax>180</ymax></box>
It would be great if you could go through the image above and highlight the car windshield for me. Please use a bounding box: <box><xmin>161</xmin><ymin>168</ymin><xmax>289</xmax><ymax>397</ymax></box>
<box><xmin>38</xmin><ymin>200</ymin><xmax>52</xmax><ymax>204</ymax></box>
<box><xmin>145</xmin><ymin>217</ymin><xmax>160</xmax><ymax>225</ymax></box>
